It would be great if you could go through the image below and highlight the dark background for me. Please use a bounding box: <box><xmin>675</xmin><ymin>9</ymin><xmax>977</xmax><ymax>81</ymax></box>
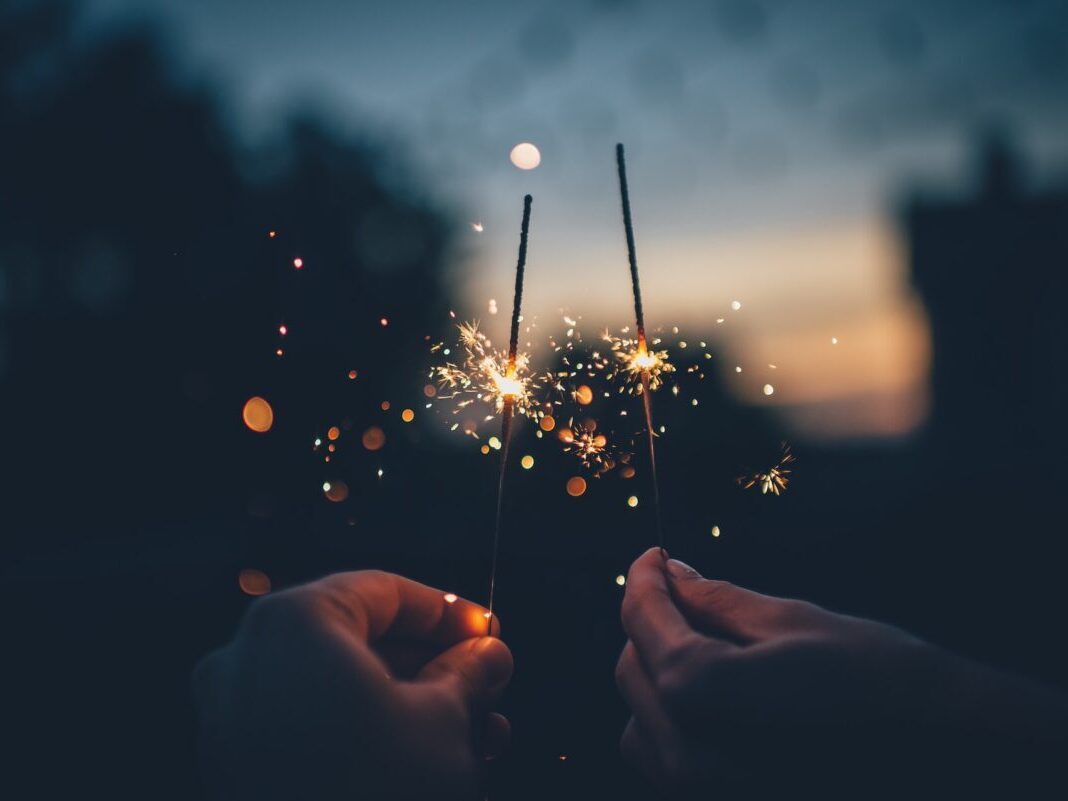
<box><xmin>3</xmin><ymin>1</ymin><xmax>1067</xmax><ymax>798</ymax></box>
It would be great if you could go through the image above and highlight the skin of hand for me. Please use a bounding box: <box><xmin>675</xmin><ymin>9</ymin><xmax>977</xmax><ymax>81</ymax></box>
<box><xmin>192</xmin><ymin>571</ymin><xmax>513</xmax><ymax>801</ymax></box>
<box><xmin>616</xmin><ymin>548</ymin><xmax>1068</xmax><ymax>795</ymax></box>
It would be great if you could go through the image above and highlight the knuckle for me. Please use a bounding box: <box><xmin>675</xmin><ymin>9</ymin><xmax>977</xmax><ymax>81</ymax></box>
<box><xmin>773</xmin><ymin>598</ymin><xmax>819</xmax><ymax>628</ymax></box>
<box><xmin>613</xmin><ymin>648</ymin><xmax>632</xmax><ymax>691</ymax></box>
<box><xmin>240</xmin><ymin>587</ymin><xmax>314</xmax><ymax>636</ymax></box>
<box><xmin>619</xmin><ymin>593</ymin><xmax>641</xmax><ymax>636</ymax></box>
<box><xmin>654</xmin><ymin>640</ymin><xmax>700</xmax><ymax>705</ymax></box>
<box><xmin>694</xmin><ymin>579</ymin><xmax>737</xmax><ymax>610</ymax></box>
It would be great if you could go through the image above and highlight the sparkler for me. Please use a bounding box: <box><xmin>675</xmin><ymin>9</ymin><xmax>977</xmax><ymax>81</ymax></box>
<box><xmin>486</xmin><ymin>194</ymin><xmax>533</xmax><ymax>628</ymax></box>
<box><xmin>433</xmin><ymin>321</ymin><xmax>541</xmax><ymax>421</ymax></box>
<box><xmin>615</xmin><ymin>143</ymin><xmax>666</xmax><ymax>551</ymax></box>
<box><xmin>739</xmin><ymin>443</ymin><xmax>796</xmax><ymax>496</ymax></box>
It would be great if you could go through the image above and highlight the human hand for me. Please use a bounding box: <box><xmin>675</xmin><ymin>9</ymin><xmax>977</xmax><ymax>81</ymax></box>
<box><xmin>193</xmin><ymin>571</ymin><xmax>512</xmax><ymax>801</ymax></box>
<box><xmin>616</xmin><ymin>548</ymin><xmax>1067</xmax><ymax>794</ymax></box>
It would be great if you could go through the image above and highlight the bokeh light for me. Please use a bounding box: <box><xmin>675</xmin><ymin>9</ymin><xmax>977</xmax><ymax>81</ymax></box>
<box><xmin>362</xmin><ymin>426</ymin><xmax>386</xmax><ymax>450</ymax></box>
<box><xmin>566</xmin><ymin>476</ymin><xmax>587</xmax><ymax>497</ymax></box>
<box><xmin>401</xmin><ymin>408</ymin><xmax>415</xmax><ymax>422</ymax></box>
<box><xmin>324</xmin><ymin>480</ymin><xmax>349</xmax><ymax>502</ymax></box>
<box><xmin>242</xmin><ymin>396</ymin><xmax>273</xmax><ymax>433</ymax></box>
<box><xmin>509</xmin><ymin>142</ymin><xmax>541</xmax><ymax>170</ymax></box>
<box><xmin>521</xmin><ymin>455</ymin><xmax>534</xmax><ymax>469</ymax></box>
<box><xmin>238</xmin><ymin>568</ymin><xmax>271</xmax><ymax>596</ymax></box>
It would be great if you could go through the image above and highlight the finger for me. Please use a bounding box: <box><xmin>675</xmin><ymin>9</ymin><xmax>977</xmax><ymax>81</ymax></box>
<box><xmin>417</xmin><ymin>636</ymin><xmax>513</xmax><ymax>707</ymax></box>
<box><xmin>615</xmin><ymin>640</ymin><xmax>684</xmax><ymax>759</ymax></box>
<box><xmin>621</xmin><ymin>717</ymin><xmax>665</xmax><ymax>784</ymax></box>
<box><xmin>482</xmin><ymin>712</ymin><xmax>511</xmax><ymax>760</ymax></box>
<box><xmin>666</xmin><ymin>558</ymin><xmax>815</xmax><ymax>642</ymax></box>
<box><xmin>621</xmin><ymin>548</ymin><xmax>698</xmax><ymax>673</ymax></box>
<box><xmin>314</xmin><ymin>570</ymin><xmax>499</xmax><ymax>646</ymax></box>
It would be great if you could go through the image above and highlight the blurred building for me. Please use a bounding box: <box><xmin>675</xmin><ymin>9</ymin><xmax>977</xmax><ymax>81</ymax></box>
<box><xmin>904</xmin><ymin>133</ymin><xmax>1068</xmax><ymax>475</ymax></box>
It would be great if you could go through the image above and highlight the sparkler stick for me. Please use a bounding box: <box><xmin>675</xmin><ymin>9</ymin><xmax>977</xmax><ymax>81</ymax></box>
<box><xmin>487</xmin><ymin>194</ymin><xmax>532</xmax><ymax>627</ymax></box>
<box><xmin>615</xmin><ymin>143</ymin><xmax>665</xmax><ymax>553</ymax></box>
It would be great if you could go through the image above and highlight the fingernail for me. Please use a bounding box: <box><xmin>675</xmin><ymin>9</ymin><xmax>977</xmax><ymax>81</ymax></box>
<box><xmin>666</xmin><ymin>559</ymin><xmax>700</xmax><ymax>578</ymax></box>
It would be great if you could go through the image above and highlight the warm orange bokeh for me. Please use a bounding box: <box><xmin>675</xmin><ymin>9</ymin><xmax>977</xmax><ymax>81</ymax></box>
<box><xmin>238</xmin><ymin>568</ymin><xmax>271</xmax><ymax>596</ymax></box>
<box><xmin>362</xmin><ymin>426</ymin><xmax>386</xmax><ymax>451</ymax></box>
<box><xmin>566</xmin><ymin>476</ymin><xmax>587</xmax><ymax>497</ymax></box>
<box><xmin>324</xmin><ymin>481</ymin><xmax>349</xmax><ymax>502</ymax></box>
<box><xmin>242</xmin><ymin>396</ymin><xmax>273</xmax><ymax>433</ymax></box>
<box><xmin>539</xmin><ymin>415</ymin><xmax>555</xmax><ymax>432</ymax></box>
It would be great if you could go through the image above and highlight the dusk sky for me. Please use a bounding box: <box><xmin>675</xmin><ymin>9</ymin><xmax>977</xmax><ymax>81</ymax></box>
<box><xmin>84</xmin><ymin>0</ymin><xmax>1068</xmax><ymax>438</ymax></box>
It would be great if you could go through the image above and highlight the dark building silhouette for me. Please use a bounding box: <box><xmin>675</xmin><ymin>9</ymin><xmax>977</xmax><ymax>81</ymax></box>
<box><xmin>904</xmin><ymin>133</ymin><xmax>1068</xmax><ymax>474</ymax></box>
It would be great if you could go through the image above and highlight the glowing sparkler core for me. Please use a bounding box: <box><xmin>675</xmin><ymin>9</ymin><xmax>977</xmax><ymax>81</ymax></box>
<box><xmin>630</xmin><ymin>342</ymin><xmax>659</xmax><ymax>371</ymax></box>
<box><xmin>490</xmin><ymin>364</ymin><xmax>525</xmax><ymax>401</ymax></box>
<box><xmin>434</xmin><ymin>322</ymin><xmax>542</xmax><ymax>420</ymax></box>
<box><xmin>604</xmin><ymin>331</ymin><xmax>675</xmax><ymax>394</ymax></box>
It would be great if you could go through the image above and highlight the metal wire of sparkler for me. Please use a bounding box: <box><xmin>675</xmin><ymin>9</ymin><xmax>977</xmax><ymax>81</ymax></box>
<box><xmin>487</xmin><ymin>194</ymin><xmax>532</xmax><ymax>627</ymax></box>
<box><xmin>616</xmin><ymin>143</ymin><xmax>665</xmax><ymax>553</ymax></box>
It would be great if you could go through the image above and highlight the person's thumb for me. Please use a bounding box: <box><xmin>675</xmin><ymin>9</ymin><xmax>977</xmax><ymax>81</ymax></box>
<box><xmin>417</xmin><ymin>636</ymin><xmax>513</xmax><ymax>707</ymax></box>
<box><xmin>665</xmin><ymin>558</ymin><xmax>800</xmax><ymax>643</ymax></box>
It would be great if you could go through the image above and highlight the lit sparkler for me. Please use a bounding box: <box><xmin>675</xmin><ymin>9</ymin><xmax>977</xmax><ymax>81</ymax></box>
<box><xmin>433</xmin><ymin>321</ymin><xmax>541</xmax><ymax>420</ymax></box>
<box><xmin>486</xmin><ymin>194</ymin><xmax>533</xmax><ymax>629</ymax></box>
<box><xmin>602</xmin><ymin>330</ymin><xmax>675</xmax><ymax>394</ymax></box>
<box><xmin>739</xmin><ymin>443</ymin><xmax>796</xmax><ymax>496</ymax></box>
<box><xmin>616</xmin><ymin>143</ymin><xmax>666</xmax><ymax>551</ymax></box>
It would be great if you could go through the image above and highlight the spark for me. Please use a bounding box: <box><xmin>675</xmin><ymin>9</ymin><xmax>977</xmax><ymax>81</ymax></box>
<box><xmin>615</xmin><ymin>574</ymin><xmax>626</xmax><ymax>586</ymax></box>
<box><xmin>471</xmin><ymin>222</ymin><xmax>484</xmax><ymax>233</ymax></box>
<box><xmin>560</xmin><ymin>418</ymin><xmax>615</xmax><ymax>472</ymax></box>
<box><xmin>292</xmin><ymin>257</ymin><xmax>303</xmax><ymax>269</ymax></box>
<box><xmin>433</xmin><ymin>321</ymin><xmax>544</xmax><ymax>420</ymax></box>
<box><xmin>443</xmin><ymin>593</ymin><xmax>458</xmax><ymax>604</ymax></box>
<box><xmin>731</xmin><ymin>300</ymin><xmax>742</xmax><ymax>311</ymax></box>
<box><xmin>739</xmin><ymin>444</ymin><xmax>795</xmax><ymax>496</ymax></box>
<box><xmin>602</xmin><ymin>331</ymin><xmax>674</xmax><ymax>394</ymax></box>
<box><xmin>763</xmin><ymin>383</ymin><xmax>775</xmax><ymax>396</ymax></box>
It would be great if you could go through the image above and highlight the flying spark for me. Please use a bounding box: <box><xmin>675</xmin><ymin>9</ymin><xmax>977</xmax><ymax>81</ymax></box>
<box><xmin>432</xmin><ymin>321</ymin><xmax>545</xmax><ymax>422</ymax></box>
<box><xmin>739</xmin><ymin>444</ymin><xmax>795</xmax><ymax>496</ymax></box>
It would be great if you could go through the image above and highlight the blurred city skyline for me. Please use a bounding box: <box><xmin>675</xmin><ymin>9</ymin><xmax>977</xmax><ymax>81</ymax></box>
<box><xmin>81</xmin><ymin>0</ymin><xmax>1068</xmax><ymax>438</ymax></box>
